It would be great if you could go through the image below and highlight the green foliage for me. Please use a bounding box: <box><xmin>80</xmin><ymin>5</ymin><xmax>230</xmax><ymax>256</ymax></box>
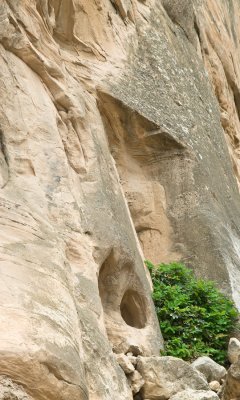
<box><xmin>145</xmin><ymin>260</ymin><xmax>239</xmax><ymax>364</ymax></box>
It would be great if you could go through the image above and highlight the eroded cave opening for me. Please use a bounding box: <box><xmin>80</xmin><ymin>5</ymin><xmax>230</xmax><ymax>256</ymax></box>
<box><xmin>120</xmin><ymin>289</ymin><xmax>147</xmax><ymax>329</ymax></box>
<box><xmin>98</xmin><ymin>250</ymin><xmax>147</xmax><ymax>329</ymax></box>
<box><xmin>97</xmin><ymin>248</ymin><xmax>150</xmax><ymax>353</ymax></box>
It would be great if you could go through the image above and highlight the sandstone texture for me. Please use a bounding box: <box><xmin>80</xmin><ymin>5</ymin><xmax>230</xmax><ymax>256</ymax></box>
<box><xmin>0</xmin><ymin>0</ymin><xmax>240</xmax><ymax>400</ymax></box>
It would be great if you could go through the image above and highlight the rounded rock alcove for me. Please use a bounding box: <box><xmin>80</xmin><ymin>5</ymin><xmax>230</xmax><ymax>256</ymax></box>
<box><xmin>97</xmin><ymin>249</ymin><xmax>160</xmax><ymax>355</ymax></box>
<box><xmin>120</xmin><ymin>289</ymin><xmax>147</xmax><ymax>329</ymax></box>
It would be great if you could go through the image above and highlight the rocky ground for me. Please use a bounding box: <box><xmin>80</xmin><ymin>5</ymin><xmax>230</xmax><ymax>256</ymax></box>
<box><xmin>114</xmin><ymin>337</ymin><xmax>240</xmax><ymax>399</ymax></box>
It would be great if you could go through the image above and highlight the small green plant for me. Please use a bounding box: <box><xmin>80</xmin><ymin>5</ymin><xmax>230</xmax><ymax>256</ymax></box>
<box><xmin>145</xmin><ymin>260</ymin><xmax>239</xmax><ymax>364</ymax></box>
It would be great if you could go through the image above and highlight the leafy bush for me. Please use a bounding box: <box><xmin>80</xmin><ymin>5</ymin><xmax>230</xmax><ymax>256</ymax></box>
<box><xmin>145</xmin><ymin>260</ymin><xmax>239</xmax><ymax>364</ymax></box>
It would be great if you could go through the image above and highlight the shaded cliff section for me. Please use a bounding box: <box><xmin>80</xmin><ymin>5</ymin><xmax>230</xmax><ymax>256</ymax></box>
<box><xmin>0</xmin><ymin>1</ymin><xmax>240</xmax><ymax>400</ymax></box>
<box><xmin>98</xmin><ymin>0</ymin><xmax>240</xmax><ymax>308</ymax></box>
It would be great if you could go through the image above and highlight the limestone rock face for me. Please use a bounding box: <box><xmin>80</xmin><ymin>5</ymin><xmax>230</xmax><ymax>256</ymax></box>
<box><xmin>0</xmin><ymin>0</ymin><xmax>240</xmax><ymax>399</ymax></box>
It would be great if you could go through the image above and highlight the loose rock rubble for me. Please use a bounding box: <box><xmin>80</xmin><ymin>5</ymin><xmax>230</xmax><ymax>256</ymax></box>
<box><xmin>126</xmin><ymin>352</ymin><xmax>137</xmax><ymax>366</ymax></box>
<box><xmin>115</xmin><ymin>353</ymin><xmax>145</xmax><ymax>396</ymax></box>
<box><xmin>137</xmin><ymin>356</ymin><xmax>209</xmax><ymax>399</ymax></box>
<box><xmin>115</xmin><ymin>353</ymin><xmax>135</xmax><ymax>374</ymax></box>
<box><xmin>114</xmin><ymin>338</ymin><xmax>240</xmax><ymax>399</ymax></box>
<box><xmin>128</xmin><ymin>370</ymin><xmax>145</xmax><ymax>395</ymax></box>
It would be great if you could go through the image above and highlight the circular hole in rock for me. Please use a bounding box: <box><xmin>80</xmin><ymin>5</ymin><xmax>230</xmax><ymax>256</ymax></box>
<box><xmin>120</xmin><ymin>289</ymin><xmax>147</xmax><ymax>329</ymax></box>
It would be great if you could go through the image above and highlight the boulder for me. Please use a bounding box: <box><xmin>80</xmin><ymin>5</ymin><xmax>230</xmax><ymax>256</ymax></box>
<box><xmin>115</xmin><ymin>353</ymin><xmax>135</xmax><ymax>374</ymax></box>
<box><xmin>169</xmin><ymin>389</ymin><xmax>219</xmax><ymax>400</ymax></box>
<box><xmin>191</xmin><ymin>357</ymin><xmax>226</xmax><ymax>382</ymax></box>
<box><xmin>228</xmin><ymin>337</ymin><xmax>240</xmax><ymax>364</ymax></box>
<box><xmin>209</xmin><ymin>381</ymin><xmax>220</xmax><ymax>393</ymax></box>
<box><xmin>137</xmin><ymin>356</ymin><xmax>208</xmax><ymax>399</ymax></box>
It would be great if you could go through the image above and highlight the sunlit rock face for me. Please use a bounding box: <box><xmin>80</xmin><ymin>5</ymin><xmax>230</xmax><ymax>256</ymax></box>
<box><xmin>0</xmin><ymin>0</ymin><xmax>240</xmax><ymax>399</ymax></box>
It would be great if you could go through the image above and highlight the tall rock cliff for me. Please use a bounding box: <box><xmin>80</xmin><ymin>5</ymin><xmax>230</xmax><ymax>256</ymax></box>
<box><xmin>0</xmin><ymin>0</ymin><xmax>240</xmax><ymax>399</ymax></box>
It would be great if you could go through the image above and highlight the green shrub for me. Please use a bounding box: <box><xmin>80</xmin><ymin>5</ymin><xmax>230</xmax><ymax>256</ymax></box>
<box><xmin>145</xmin><ymin>260</ymin><xmax>239</xmax><ymax>364</ymax></box>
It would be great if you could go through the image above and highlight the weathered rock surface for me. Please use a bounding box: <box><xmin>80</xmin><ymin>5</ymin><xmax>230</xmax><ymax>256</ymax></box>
<box><xmin>228</xmin><ymin>337</ymin><xmax>240</xmax><ymax>364</ymax></box>
<box><xmin>192</xmin><ymin>357</ymin><xmax>226</xmax><ymax>383</ymax></box>
<box><xmin>127</xmin><ymin>370</ymin><xmax>145</xmax><ymax>395</ymax></box>
<box><xmin>126</xmin><ymin>352</ymin><xmax>137</xmax><ymax>366</ymax></box>
<box><xmin>169</xmin><ymin>389</ymin><xmax>219</xmax><ymax>400</ymax></box>
<box><xmin>209</xmin><ymin>381</ymin><xmax>221</xmax><ymax>393</ymax></box>
<box><xmin>0</xmin><ymin>0</ymin><xmax>240</xmax><ymax>399</ymax></box>
<box><xmin>0</xmin><ymin>376</ymin><xmax>33</xmax><ymax>400</ymax></box>
<box><xmin>196</xmin><ymin>0</ymin><xmax>240</xmax><ymax>308</ymax></box>
<box><xmin>98</xmin><ymin>0</ymin><xmax>240</xmax><ymax>306</ymax></box>
<box><xmin>137</xmin><ymin>356</ymin><xmax>208</xmax><ymax>399</ymax></box>
<box><xmin>222</xmin><ymin>359</ymin><xmax>240</xmax><ymax>400</ymax></box>
<box><xmin>115</xmin><ymin>353</ymin><xmax>135</xmax><ymax>374</ymax></box>
<box><xmin>0</xmin><ymin>1</ymin><xmax>164</xmax><ymax>399</ymax></box>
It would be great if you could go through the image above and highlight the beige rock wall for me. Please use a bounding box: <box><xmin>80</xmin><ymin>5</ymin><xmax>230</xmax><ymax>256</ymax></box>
<box><xmin>0</xmin><ymin>0</ymin><xmax>240</xmax><ymax>399</ymax></box>
<box><xmin>0</xmin><ymin>1</ymin><xmax>163</xmax><ymax>399</ymax></box>
<box><xmin>197</xmin><ymin>0</ymin><xmax>240</xmax><ymax>188</ymax></box>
